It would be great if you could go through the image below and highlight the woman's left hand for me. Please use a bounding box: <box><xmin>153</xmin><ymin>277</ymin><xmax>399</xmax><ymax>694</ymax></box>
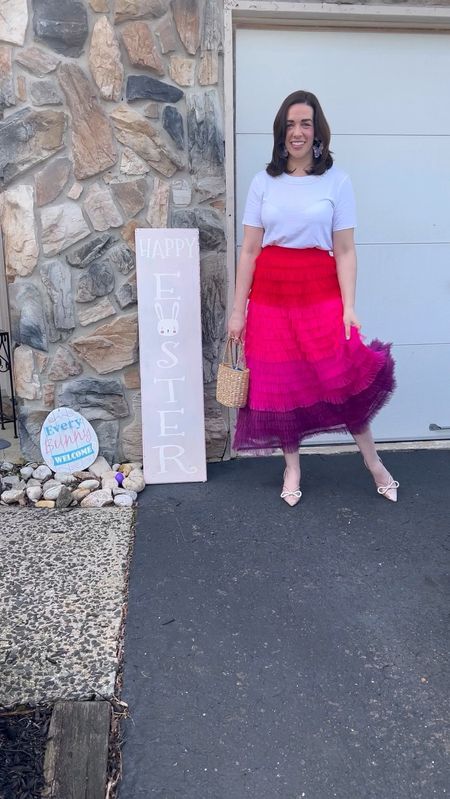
<box><xmin>343</xmin><ymin>307</ymin><xmax>361</xmax><ymax>340</ymax></box>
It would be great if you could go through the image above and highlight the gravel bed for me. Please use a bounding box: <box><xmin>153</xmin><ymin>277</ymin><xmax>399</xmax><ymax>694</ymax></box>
<box><xmin>0</xmin><ymin>508</ymin><xmax>134</xmax><ymax>708</ymax></box>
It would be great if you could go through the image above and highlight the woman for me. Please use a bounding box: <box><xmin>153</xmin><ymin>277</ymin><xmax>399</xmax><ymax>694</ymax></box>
<box><xmin>228</xmin><ymin>90</ymin><xmax>399</xmax><ymax>507</ymax></box>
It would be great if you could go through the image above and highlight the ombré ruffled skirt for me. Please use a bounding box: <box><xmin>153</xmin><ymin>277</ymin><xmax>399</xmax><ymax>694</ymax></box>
<box><xmin>233</xmin><ymin>245</ymin><xmax>395</xmax><ymax>453</ymax></box>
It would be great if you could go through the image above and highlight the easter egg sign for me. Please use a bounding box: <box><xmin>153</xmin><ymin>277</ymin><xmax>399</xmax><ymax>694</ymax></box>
<box><xmin>40</xmin><ymin>407</ymin><xmax>99</xmax><ymax>473</ymax></box>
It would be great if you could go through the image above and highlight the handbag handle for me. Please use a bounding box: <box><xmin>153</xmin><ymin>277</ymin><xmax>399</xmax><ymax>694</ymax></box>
<box><xmin>223</xmin><ymin>337</ymin><xmax>246</xmax><ymax>370</ymax></box>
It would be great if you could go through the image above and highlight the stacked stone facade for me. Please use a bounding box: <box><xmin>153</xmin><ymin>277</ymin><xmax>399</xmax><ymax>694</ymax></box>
<box><xmin>0</xmin><ymin>0</ymin><xmax>227</xmax><ymax>464</ymax></box>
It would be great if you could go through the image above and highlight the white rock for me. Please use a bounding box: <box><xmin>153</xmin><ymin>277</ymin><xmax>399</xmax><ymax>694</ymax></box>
<box><xmin>1</xmin><ymin>488</ymin><xmax>25</xmax><ymax>504</ymax></box>
<box><xmin>1</xmin><ymin>185</ymin><xmax>39</xmax><ymax>277</ymax></box>
<box><xmin>13</xmin><ymin>344</ymin><xmax>41</xmax><ymax>400</ymax></box>
<box><xmin>100</xmin><ymin>469</ymin><xmax>118</xmax><ymax>485</ymax></box>
<box><xmin>26</xmin><ymin>485</ymin><xmax>43</xmax><ymax>502</ymax></box>
<box><xmin>122</xmin><ymin>469</ymin><xmax>145</xmax><ymax>493</ymax></box>
<box><xmin>71</xmin><ymin>488</ymin><xmax>91</xmax><ymax>502</ymax></box>
<box><xmin>120</xmin><ymin>148</ymin><xmax>150</xmax><ymax>176</ymax></box>
<box><xmin>32</xmin><ymin>465</ymin><xmax>53</xmax><ymax>481</ymax></box>
<box><xmin>41</xmin><ymin>202</ymin><xmax>90</xmax><ymax>256</ymax></box>
<box><xmin>89</xmin><ymin>456</ymin><xmax>111</xmax><ymax>478</ymax></box>
<box><xmin>44</xmin><ymin>485</ymin><xmax>64</xmax><ymax>501</ymax></box>
<box><xmin>20</xmin><ymin>466</ymin><xmax>34</xmax><ymax>480</ymax></box>
<box><xmin>112</xmin><ymin>463</ymin><xmax>120</xmax><ymax>471</ymax></box>
<box><xmin>114</xmin><ymin>494</ymin><xmax>133</xmax><ymax>507</ymax></box>
<box><xmin>102</xmin><ymin>469</ymin><xmax>117</xmax><ymax>478</ymax></box>
<box><xmin>172</xmin><ymin>179</ymin><xmax>191</xmax><ymax>206</ymax></box>
<box><xmin>80</xmin><ymin>489</ymin><xmax>113</xmax><ymax>508</ymax></box>
<box><xmin>113</xmin><ymin>487</ymin><xmax>138</xmax><ymax>500</ymax></box>
<box><xmin>54</xmin><ymin>471</ymin><xmax>78</xmax><ymax>485</ymax></box>
<box><xmin>67</xmin><ymin>182</ymin><xmax>83</xmax><ymax>200</ymax></box>
<box><xmin>0</xmin><ymin>0</ymin><xmax>28</xmax><ymax>46</ymax></box>
<box><xmin>3</xmin><ymin>475</ymin><xmax>20</xmax><ymax>489</ymax></box>
<box><xmin>42</xmin><ymin>479</ymin><xmax>62</xmax><ymax>492</ymax></box>
<box><xmin>27</xmin><ymin>478</ymin><xmax>42</xmax><ymax>487</ymax></box>
<box><xmin>78</xmin><ymin>479</ymin><xmax>100</xmax><ymax>491</ymax></box>
<box><xmin>0</xmin><ymin>461</ymin><xmax>14</xmax><ymax>472</ymax></box>
<box><xmin>102</xmin><ymin>476</ymin><xmax>119</xmax><ymax>491</ymax></box>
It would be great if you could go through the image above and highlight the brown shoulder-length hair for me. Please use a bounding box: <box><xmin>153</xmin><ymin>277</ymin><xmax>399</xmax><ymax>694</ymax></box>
<box><xmin>266</xmin><ymin>90</ymin><xmax>333</xmax><ymax>177</ymax></box>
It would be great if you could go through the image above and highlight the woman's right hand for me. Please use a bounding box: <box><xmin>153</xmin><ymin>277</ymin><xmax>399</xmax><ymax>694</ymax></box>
<box><xmin>227</xmin><ymin>310</ymin><xmax>246</xmax><ymax>342</ymax></box>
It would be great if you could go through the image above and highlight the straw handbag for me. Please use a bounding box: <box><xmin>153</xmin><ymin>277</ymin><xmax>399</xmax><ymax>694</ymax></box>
<box><xmin>216</xmin><ymin>338</ymin><xmax>250</xmax><ymax>408</ymax></box>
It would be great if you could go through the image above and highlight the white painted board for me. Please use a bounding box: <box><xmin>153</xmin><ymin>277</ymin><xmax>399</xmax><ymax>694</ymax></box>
<box><xmin>135</xmin><ymin>228</ymin><xmax>207</xmax><ymax>484</ymax></box>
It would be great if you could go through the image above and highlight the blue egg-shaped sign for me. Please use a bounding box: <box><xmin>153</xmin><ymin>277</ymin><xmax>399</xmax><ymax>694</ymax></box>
<box><xmin>40</xmin><ymin>407</ymin><xmax>99</xmax><ymax>473</ymax></box>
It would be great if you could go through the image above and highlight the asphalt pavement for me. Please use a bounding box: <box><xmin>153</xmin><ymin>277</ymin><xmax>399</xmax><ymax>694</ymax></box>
<box><xmin>120</xmin><ymin>450</ymin><xmax>449</xmax><ymax>799</ymax></box>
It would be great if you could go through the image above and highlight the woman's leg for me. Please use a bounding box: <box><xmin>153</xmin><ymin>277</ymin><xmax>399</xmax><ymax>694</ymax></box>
<box><xmin>283</xmin><ymin>449</ymin><xmax>301</xmax><ymax>482</ymax></box>
<box><xmin>281</xmin><ymin>449</ymin><xmax>302</xmax><ymax>505</ymax></box>
<box><xmin>352</xmin><ymin>426</ymin><xmax>399</xmax><ymax>500</ymax></box>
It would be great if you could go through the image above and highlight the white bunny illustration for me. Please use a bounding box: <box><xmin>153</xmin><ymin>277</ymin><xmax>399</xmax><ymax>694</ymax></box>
<box><xmin>155</xmin><ymin>301</ymin><xmax>179</xmax><ymax>337</ymax></box>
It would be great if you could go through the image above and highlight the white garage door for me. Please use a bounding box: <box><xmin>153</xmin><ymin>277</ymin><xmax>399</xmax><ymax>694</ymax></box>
<box><xmin>235</xmin><ymin>28</ymin><xmax>450</xmax><ymax>443</ymax></box>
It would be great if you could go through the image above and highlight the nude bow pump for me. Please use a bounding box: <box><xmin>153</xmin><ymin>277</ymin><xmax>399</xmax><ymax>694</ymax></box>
<box><xmin>280</xmin><ymin>469</ymin><xmax>302</xmax><ymax>507</ymax></box>
<box><xmin>365</xmin><ymin>457</ymin><xmax>399</xmax><ymax>503</ymax></box>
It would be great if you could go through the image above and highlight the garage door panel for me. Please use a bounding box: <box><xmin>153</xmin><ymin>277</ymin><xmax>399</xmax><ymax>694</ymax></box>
<box><xmin>334</xmin><ymin>136</ymin><xmax>450</xmax><ymax>244</ymax></box>
<box><xmin>236</xmin><ymin>133</ymin><xmax>450</xmax><ymax>245</ymax></box>
<box><xmin>302</xmin><ymin>345</ymin><xmax>450</xmax><ymax>444</ymax></box>
<box><xmin>235</xmin><ymin>27</ymin><xmax>450</xmax><ymax>442</ymax></box>
<box><xmin>236</xmin><ymin>29</ymin><xmax>450</xmax><ymax>136</ymax></box>
<box><xmin>236</xmin><ymin>243</ymin><xmax>450</xmax><ymax>348</ymax></box>
<box><xmin>370</xmin><ymin>344</ymin><xmax>450</xmax><ymax>441</ymax></box>
<box><xmin>356</xmin><ymin>245</ymin><xmax>450</xmax><ymax>346</ymax></box>
<box><xmin>235</xmin><ymin>138</ymin><xmax>270</xmax><ymax>246</ymax></box>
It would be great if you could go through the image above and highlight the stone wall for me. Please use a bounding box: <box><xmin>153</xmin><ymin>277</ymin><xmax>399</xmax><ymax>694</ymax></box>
<box><xmin>0</xmin><ymin>0</ymin><xmax>228</xmax><ymax>464</ymax></box>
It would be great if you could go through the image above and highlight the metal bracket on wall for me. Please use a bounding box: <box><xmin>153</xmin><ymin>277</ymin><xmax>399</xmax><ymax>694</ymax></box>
<box><xmin>0</xmin><ymin>331</ymin><xmax>18</xmax><ymax>440</ymax></box>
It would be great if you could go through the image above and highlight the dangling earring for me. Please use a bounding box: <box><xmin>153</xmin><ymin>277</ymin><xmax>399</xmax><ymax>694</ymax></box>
<box><xmin>313</xmin><ymin>139</ymin><xmax>323</xmax><ymax>159</ymax></box>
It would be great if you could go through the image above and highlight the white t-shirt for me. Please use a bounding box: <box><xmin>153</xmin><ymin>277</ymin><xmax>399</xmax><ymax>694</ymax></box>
<box><xmin>242</xmin><ymin>165</ymin><xmax>356</xmax><ymax>251</ymax></box>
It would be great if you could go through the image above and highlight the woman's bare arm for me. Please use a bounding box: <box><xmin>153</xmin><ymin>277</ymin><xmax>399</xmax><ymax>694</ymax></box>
<box><xmin>228</xmin><ymin>225</ymin><xmax>264</xmax><ymax>340</ymax></box>
<box><xmin>333</xmin><ymin>227</ymin><xmax>361</xmax><ymax>340</ymax></box>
